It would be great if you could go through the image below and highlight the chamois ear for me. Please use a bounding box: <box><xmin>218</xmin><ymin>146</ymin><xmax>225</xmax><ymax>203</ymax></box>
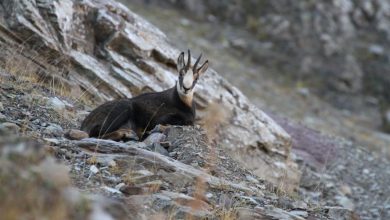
<box><xmin>177</xmin><ymin>52</ymin><xmax>185</xmax><ymax>72</ymax></box>
<box><xmin>196</xmin><ymin>60</ymin><xmax>209</xmax><ymax>77</ymax></box>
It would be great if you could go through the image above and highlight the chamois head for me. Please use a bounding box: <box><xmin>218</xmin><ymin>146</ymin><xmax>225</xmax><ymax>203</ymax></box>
<box><xmin>176</xmin><ymin>50</ymin><xmax>209</xmax><ymax>106</ymax></box>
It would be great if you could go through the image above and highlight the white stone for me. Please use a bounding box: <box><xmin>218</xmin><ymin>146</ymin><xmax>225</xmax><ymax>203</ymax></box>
<box><xmin>48</xmin><ymin>97</ymin><xmax>66</xmax><ymax>111</ymax></box>
<box><xmin>90</xmin><ymin>165</ymin><xmax>99</xmax><ymax>174</ymax></box>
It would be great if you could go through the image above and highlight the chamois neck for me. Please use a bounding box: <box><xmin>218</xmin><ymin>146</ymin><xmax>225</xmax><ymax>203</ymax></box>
<box><xmin>175</xmin><ymin>82</ymin><xmax>193</xmax><ymax>107</ymax></box>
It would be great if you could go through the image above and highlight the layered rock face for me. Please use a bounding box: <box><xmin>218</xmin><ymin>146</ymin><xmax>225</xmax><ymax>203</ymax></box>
<box><xmin>0</xmin><ymin>0</ymin><xmax>298</xmax><ymax>189</ymax></box>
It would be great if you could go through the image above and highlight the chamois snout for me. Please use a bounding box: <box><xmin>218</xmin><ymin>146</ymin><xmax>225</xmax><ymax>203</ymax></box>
<box><xmin>176</xmin><ymin>50</ymin><xmax>209</xmax><ymax>98</ymax></box>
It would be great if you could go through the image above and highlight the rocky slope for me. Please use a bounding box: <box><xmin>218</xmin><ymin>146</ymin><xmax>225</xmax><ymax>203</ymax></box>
<box><xmin>112</xmin><ymin>2</ymin><xmax>390</xmax><ymax>219</ymax></box>
<box><xmin>0</xmin><ymin>0</ymin><xmax>300</xmax><ymax>189</ymax></box>
<box><xmin>0</xmin><ymin>60</ymin><xmax>354</xmax><ymax>219</ymax></box>
<box><xmin>0</xmin><ymin>0</ymin><xmax>388</xmax><ymax>219</ymax></box>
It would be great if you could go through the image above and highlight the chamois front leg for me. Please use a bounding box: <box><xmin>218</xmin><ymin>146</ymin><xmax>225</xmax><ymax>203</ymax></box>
<box><xmin>101</xmin><ymin>128</ymin><xmax>139</xmax><ymax>141</ymax></box>
<box><xmin>101</xmin><ymin>120</ymin><xmax>139</xmax><ymax>141</ymax></box>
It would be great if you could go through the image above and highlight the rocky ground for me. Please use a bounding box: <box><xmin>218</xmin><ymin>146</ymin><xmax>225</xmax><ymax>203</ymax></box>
<box><xmin>0</xmin><ymin>69</ymin><xmax>357</xmax><ymax>219</ymax></box>
<box><xmin>0</xmin><ymin>0</ymin><xmax>389</xmax><ymax>219</ymax></box>
<box><xmin>119</xmin><ymin>1</ymin><xmax>390</xmax><ymax>219</ymax></box>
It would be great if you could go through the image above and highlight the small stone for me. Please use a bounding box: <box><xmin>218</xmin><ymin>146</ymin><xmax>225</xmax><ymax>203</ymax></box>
<box><xmin>47</xmin><ymin>97</ymin><xmax>66</xmax><ymax>111</ymax></box>
<box><xmin>102</xmin><ymin>186</ymin><xmax>122</xmax><ymax>194</ymax></box>
<box><xmin>143</xmin><ymin>132</ymin><xmax>166</xmax><ymax>146</ymax></box>
<box><xmin>179</xmin><ymin>18</ymin><xmax>191</xmax><ymax>26</ymax></box>
<box><xmin>190</xmin><ymin>162</ymin><xmax>199</xmax><ymax>168</ymax></box>
<box><xmin>240</xmin><ymin>196</ymin><xmax>259</xmax><ymax>205</ymax></box>
<box><xmin>0</xmin><ymin>113</ymin><xmax>6</xmax><ymax>122</ymax></box>
<box><xmin>335</xmin><ymin>195</ymin><xmax>354</xmax><ymax>210</ymax></box>
<box><xmin>297</xmin><ymin>87</ymin><xmax>310</xmax><ymax>97</ymax></box>
<box><xmin>0</xmin><ymin>122</ymin><xmax>20</xmax><ymax>134</ymax></box>
<box><xmin>292</xmin><ymin>200</ymin><xmax>308</xmax><ymax>210</ymax></box>
<box><xmin>44</xmin><ymin>138</ymin><xmax>60</xmax><ymax>145</ymax></box>
<box><xmin>65</xmin><ymin>129</ymin><xmax>89</xmax><ymax>140</ymax></box>
<box><xmin>339</xmin><ymin>184</ymin><xmax>352</xmax><ymax>196</ymax></box>
<box><xmin>369</xmin><ymin>44</ymin><xmax>384</xmax><ymax>55</ymax></box>
<box><xmin>90</xmin><ymin>165</ymin><xmax>99</xmax><ymax>174</ymax></box>
<box><xmin>32</xmin><ymin>119</ymin><xmax>40</xmax><ymax>125</ymax></box>
<box><xmin>237</xmin><ymin>208</ymin><xmax>264</xmax><ymax>220</ymax></box>
<box><xmin>326</xmin><ymin>206</ymin><xmax>357</xmax><ymax>219</ymax></box>
<box><xmin>289</xmin><ymin>210</ymin><xmax>308</xmax><ymax>218</ymax></box>
<box><xmin>119</xmin><ymin>185</ymin><xmax>144</xmax><ymax>195</ymax></box>
<box><xmin>149</xmin><ymin>143</ymin><xmax>169</xmax><ymax>156</ymax></box>
<box><xmin>206</xmin><ymin>193</ymin><xmax>213</xmax><ymax>199</ymax></box>
<box><xmin>245</xmin><ymin>175</ymin><xmax>260</xmax><ymax>184</ymax></box>
<box><xmin>108</xmin><ymin>160</ymin><xmax>117</xmax><ymax>167</ymax></box>
<box><xmin>43</xmin><ymin>123</ymin><xmax>64</xmax><ymax>137</ymax></box>
<box><xmin>0</xmin><ymin>102</ymin><xmax>4</xmax><ymax>111</ymax></box>
<box><xmin>115</xmin><ymin>183</ymin><xmax>125</xmax><ymax>190</ymax></box>
<box><xmin>169</xmin><ymin>152</ymin><xmax>177</xmax><ymax>157</ymax></box>
<box><xmin>277</xmin><ymin>197</ymin><xmax>294</xmax><ymax>210</ymax></box>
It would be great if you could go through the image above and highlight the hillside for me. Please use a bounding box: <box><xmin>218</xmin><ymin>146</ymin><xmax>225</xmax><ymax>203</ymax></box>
<box><xmin>0</xmin><ymin>0</ymin><xmax>389</xmax><ymax>219</ymax></box>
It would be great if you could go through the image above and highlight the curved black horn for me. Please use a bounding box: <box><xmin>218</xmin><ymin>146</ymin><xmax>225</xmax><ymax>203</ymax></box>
<box><xmin>186</xmin><ymin>49</ymin><xmax>191</xmax><ymax>71</ymax></box>
<box><xmin>193</xmin><ymin>53</ymin><xmax>202</xmax><ymax>72</ymax></box>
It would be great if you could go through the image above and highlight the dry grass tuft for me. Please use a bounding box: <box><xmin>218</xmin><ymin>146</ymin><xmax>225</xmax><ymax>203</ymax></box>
<box><xmin>198</xmin><ymin>101</ymin><xmax>231</xmax><ymax>144</ymax></box>
<box><xmin>0</xmin><ymin>43</ymin><xmax>91</xmax><ymax>106</ymax></box>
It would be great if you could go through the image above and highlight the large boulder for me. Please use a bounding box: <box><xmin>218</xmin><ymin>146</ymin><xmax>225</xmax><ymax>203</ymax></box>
<box><xmin>0</xmin><ymin>0</ymin><xmax>299</xmax><ymax>188</ymax></box>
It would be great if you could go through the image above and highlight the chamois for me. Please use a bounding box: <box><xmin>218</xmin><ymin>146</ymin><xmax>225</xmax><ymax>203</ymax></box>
<box><xmin>80</xmin><ymin>50</ymin><xmax>209</xmax><ymax>141</ymax></box>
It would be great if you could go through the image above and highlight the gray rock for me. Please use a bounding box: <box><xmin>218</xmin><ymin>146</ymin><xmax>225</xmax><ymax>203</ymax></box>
<box><xmin>288</xmin><ymin>210</ymin><xmax>308</xmax><ymax>218</ymax></box>
<box><xmin>143</xmin><ymin>132</ymin><xmax>166</xmax><ymax>146</ymax></box>
<box><xmin>368</xmin><ymin>44</ymin><xmax>385</xmax><ymax>56</ymax></box>
<box><xmin>324</xmin><ymin>206</ymin><xmax>358</xmax><ymax>220</ymax></box>
<box><xmin>245</xmin><ymin>175</ymin><xmax>260</xmax><ymax>184</ymax></box>
<box><xmin>149</xmin><ymin>143</ymin><xmax>169</xmax><ymax>156</ymax></box>
<box><xmin>90</xmin><ymin>165</ymin><xmax>99</xmax><ymax>174</ymax></box>
<box><xmin>65</xmin><ymin>129</ymin><xmax>89</xmax><ymax>140</ymax></box>
<box><xmin>44</xmin><ymin>138</ymin><xmax>60</xmax><ymax>145</ymax></box>
<box><xmin>0</xmin><ymin>122</ymin><xmax>20</xmax><ymax>135</ymax></box>
<box><xmin>292</xmin><ymin>200</ymin><xmax>308</xmax><ymax>210</ymax></box>
<box><xmin>43</xmin><ymin>123</ymin><xmax>64</xmax><ymax>137</ymax></box>
<box><xmin>255</xmin><ymin>206</ymin><xmax>306</xmax><ymax>220</ymax></box>
<box><xmin>0</xmin><ymin>112</ymin><xmax>6</xmax><ymax>122</ymax></box>
<box><xmin>47</xmin><ymin>97</ymin><xmax>66</xmax><ymax>111</ymax></box>
<box><xmin>335</xmin><ymin>195</ymin><xmax>354</xmax><ymax>210</ymax></box>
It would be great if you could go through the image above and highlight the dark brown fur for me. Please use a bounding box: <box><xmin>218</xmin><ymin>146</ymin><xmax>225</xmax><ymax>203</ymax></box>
<box><xmin>80</xmin><ymin>86</ymin><xmax>195</xmax><ymax>140</ymax></box>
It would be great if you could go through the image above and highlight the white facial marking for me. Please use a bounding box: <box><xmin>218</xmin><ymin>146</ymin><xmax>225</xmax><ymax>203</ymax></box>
<box><xmin>182</xmin><ymin>72</ymin><xmax>194</xmax><ymax>90</ymax></box>
<box><xmin>177</xmin><ymin>79</ymin><xmax>194</xmax><ymax>107</ymax></box>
